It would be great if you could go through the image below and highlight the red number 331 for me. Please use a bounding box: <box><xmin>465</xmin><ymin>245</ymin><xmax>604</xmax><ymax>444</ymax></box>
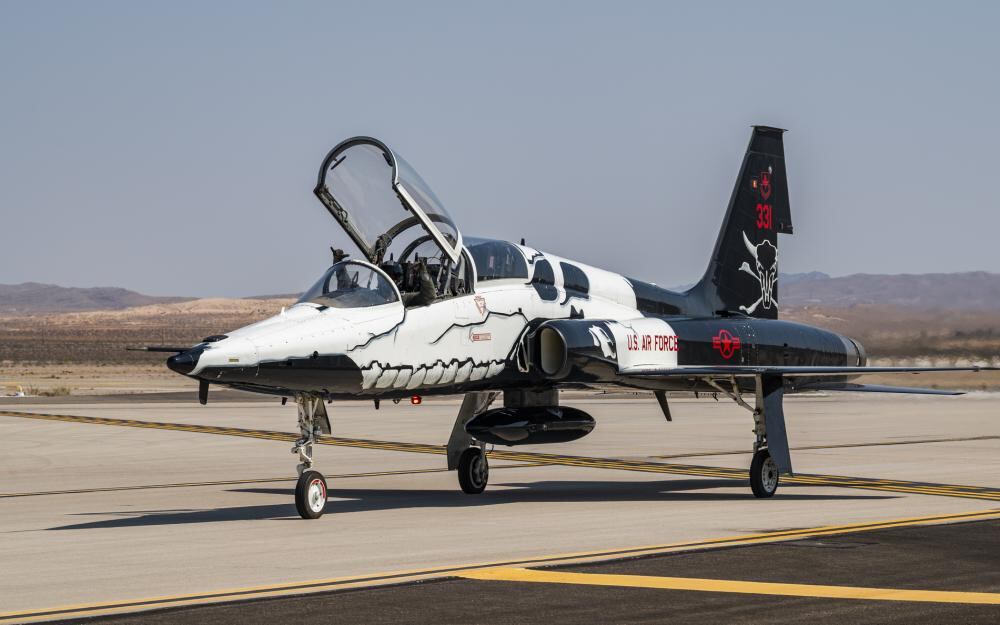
<box><xmin>756</xmin><ymin>203</ymin><xmax>773</xmax><ymax>229</ymax></box>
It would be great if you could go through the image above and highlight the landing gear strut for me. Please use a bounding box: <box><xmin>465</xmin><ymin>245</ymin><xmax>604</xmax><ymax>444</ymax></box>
<box><xmin>705</xmin><ymin>374</ymin><xmax>791</xmax><ymax>499</ymax></box>
<box><xmin>292</xmin><ymin>395</ymin><xmax>331</xmax><ymax>519</ymax></box>
<box><xmin>447</xmin><ymin>392</ymin><xmax>498</xmax><ymax>495</ymax></box>
<box><xmin>748</xmin><ymin>401</ymin><xmax>779</xmax><ymax>498</ymax></box>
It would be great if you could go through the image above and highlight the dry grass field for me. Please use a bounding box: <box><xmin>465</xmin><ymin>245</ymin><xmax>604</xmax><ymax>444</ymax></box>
<box><xmin>0</xmin><ymin>298</ymin><xmax>293</xmax><ymax>395</ymax></box>
<box><xmin>783</xmin><ymin>305</ymin><xmax>1000</xmax><ymax>362</ymax></box>
<box><xmin>2</xmin><ymin>299</ymin><xmax>999</xmax><ymax>395</ymax></box>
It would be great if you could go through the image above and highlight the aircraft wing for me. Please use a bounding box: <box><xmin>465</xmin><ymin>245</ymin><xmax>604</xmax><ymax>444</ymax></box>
<box><xmin>618</xmin><ymin>364</ymin><xmax>995</xmax><ymax>396</ymax></box>
<box><xmin>791</xmin><ymin>382</ymin><xmax>963</xmax><ymax>396</ymax></box>
<box><xmin>620</xmin><ymin>365</ymin><xmax>994</xmax><ymax>377</ymax></box>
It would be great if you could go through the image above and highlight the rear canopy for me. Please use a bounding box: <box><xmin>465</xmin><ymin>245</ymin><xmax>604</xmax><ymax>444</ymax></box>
<box><xmin>313</xmin><ymin>137</ymin><xmax>463</xmax><ymax>265</ymax></box>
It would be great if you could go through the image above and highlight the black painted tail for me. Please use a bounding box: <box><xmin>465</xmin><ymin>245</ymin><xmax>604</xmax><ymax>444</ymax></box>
<box><xmin>692</xmin><ymin>126</ymin><xmax>792</xmax><ymax>319</ymax></box>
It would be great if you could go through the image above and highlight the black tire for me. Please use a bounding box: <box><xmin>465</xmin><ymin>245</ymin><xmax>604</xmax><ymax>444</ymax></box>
<box><xmin>750</xmin><ymin>448</ymin><xmax>779</xmax><ymax>498</ymax></box>
<box><xmin>457</xmin><ymin>447</ymin><xmax>489</xmax><ymax>494</ymax></box>
<box><xmin>295</xmin><ymin>470</ymin><xmax>327</xmax><ymax>519</ymax></box>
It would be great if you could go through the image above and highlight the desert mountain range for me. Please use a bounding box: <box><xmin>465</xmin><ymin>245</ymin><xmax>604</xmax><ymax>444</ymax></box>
<box><xmin>2</xmin><ymin>273</ymin><xmax>998</xmax><ymax>368</ymax></box>
<box><xmin>0</xmin><ymin>282</ymin><xmax>192</xmax><ymax>313</ymax></box>
<box><xmin>4</xmin><ymin>272</ymin><xmax>1000</xmax><ymax>314</ymax></box>
<box><xmin>780</xmin><ymin>271</ymin><xmax>1000</xmax><ymax>311</ymax></box>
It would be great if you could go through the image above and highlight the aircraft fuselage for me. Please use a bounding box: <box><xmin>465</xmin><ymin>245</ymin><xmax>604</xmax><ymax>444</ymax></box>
<box><xmin>168</xmin><ymin>245</ymin><xmax>862</xmax><ymax>399</ymax></box>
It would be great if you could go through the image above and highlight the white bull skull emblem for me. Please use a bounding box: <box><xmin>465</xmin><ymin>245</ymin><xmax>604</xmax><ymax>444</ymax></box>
<box><xmin>738</xmin><ymin>231</ymin><xmax>777</xmax><ymax>314</ymax></box>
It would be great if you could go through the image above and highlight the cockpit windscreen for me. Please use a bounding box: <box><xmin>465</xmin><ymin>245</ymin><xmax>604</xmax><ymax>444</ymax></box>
<box><xmin>297</xmin><ymin>261</ymin><xmax>399</xmax><ymax>308</ymax></box>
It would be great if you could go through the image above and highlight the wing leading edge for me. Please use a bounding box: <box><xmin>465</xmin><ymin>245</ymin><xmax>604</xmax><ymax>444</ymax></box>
<box><xmin>619</xmin><ymin>364</ymin><xmax>996</xmax><ymax>396</ymax></box>
<box><xmin>621</xmin><ymin>365</ymin><xmax>994</xmax><ymax>377</ymax></box>
<box><xmin>793</xmin><ymin>382</ymin><xmax>963</xmax><ymax>396</ymax></box>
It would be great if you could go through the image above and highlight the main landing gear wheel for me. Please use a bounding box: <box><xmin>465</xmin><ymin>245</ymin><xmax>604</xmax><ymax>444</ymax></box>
<box><xmin>750</xmin><ymin>448</ymin><xmax>779</xmax><ymax>498</ymax></box>
<box><xmin>457</xmin><ymin>447</ymin><xmax>489</xmax><ymax>494</ymax></box>
<box><xmin>295</xmin><ymin>470</ymin><xmax>328</xmax><ymax>519</ymax></box>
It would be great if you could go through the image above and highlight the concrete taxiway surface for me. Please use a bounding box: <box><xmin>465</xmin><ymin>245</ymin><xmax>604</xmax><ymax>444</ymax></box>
<box><xmin>0</xmin><ymin>393</ymin><xmax>998</xmax><ymax>622</ymax></box>
<box><xmin>49</xmin><ymin>519</ymin><xmax>1000</xmax><ymax>625</ymax></box>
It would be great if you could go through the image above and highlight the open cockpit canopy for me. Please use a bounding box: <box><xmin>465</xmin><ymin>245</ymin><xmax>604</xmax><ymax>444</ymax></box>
<box><xmin>313</xmin><ymin>137</ymin><xmax>472</xmax><ymax>306</ymax></box>
<box><xmin>314</xmin><ymin>137</ymin><xmax>462</xmax><ymax>266</ymax></box>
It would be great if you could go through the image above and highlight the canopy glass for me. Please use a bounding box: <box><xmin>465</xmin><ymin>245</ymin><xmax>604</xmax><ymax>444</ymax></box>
<box><xmin>313</xmin><ymin>137</ymin><xmax>462</xmax><ymax>266</ymax></box>
<box><xmin>297</xmin><ymin>260</ymin><xmax>400</xmax><ymax>308</ymax></box>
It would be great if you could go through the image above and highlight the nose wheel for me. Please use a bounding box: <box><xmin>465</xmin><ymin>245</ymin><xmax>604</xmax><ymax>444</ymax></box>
<box><xmin>457</xmin><ymin>447</ymin><xmax>489</xmax><ymax>494</ymax></box>
<box><xmin>750</xmin><ymin>447</ymin><xmax>779</xmax><ymax>498</ymax></box>
<box><xmin>295</xmin><ymin>470</ymin><xmax>328</xmax><ymax>519</ymax></box>
<box><xmin>292</xmin><ymin>395</ymin><xmax>332</xmax><ymax>519</ymax></box>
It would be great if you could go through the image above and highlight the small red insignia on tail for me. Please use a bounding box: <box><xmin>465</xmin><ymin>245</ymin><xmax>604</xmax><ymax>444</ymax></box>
<box><xmin>759</xmin><ymin>171</ymin><xmax>772</xmax><ymax>201</ymax></box>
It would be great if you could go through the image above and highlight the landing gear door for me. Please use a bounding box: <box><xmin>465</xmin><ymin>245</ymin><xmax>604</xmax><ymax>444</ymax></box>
<box><xmin>313</xmin><ymin>137</ymin><xmax>463</xmax><ymax>265</ymax></box>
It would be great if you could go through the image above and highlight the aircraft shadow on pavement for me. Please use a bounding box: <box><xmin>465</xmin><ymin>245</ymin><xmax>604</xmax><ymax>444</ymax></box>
<box><xmin>46</xmin><ymin>479</ymin><xmax>893</xmax><ymax>530</ymax></box>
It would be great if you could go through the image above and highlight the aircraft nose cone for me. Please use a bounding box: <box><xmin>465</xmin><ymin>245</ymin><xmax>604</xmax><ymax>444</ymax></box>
<box><xmin>167</xmin><ymin>350</ymin><xmax>200</xmax><ymax>375</ymax></box>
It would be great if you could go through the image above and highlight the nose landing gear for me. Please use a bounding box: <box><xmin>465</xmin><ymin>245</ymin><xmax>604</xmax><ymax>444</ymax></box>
<box><xmin>292</xmin><ymin>395</ymin><xmax>332</xmax><ymax>519</ymax></box>
<box><xmin>296</xmin><ymin>470</ymin><xmax>328</xmax><ymax>519</ymax></box>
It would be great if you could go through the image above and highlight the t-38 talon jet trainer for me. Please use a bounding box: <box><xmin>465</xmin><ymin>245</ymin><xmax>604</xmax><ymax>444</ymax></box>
<box><xmin>151</xmin><ymin>127</ymin><xmax>994</xmax><ymax>519</ymax></box>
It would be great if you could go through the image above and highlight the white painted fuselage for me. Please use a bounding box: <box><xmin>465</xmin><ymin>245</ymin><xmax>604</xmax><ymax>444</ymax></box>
<box><xmin>188</xmin><ymin>245</ymin><xmax>680</xmax><ymax>396</ymax></box>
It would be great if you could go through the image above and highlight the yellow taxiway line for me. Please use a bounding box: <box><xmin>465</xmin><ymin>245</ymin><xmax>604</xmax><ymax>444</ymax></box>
<box><xmin>2</xmin><ymin>409</ymin><xmax>1000</xmax><ymax>501</ymax></box>
<box><xmin>1</xmin><ymin>507</ymin><xmax>999</xmax><ymax>623</ymax></box>
<box><xmin>460</xmin><ymin>567</ymin><xmax>1000</xmax><ymax>605</ymax></box>
<box><xmin>653</xmin><ymin>434</ymin><xmax>1000</xmax><ymax>459</ymax></box>
<box><xmin>0</xmin><ymin>464</ymin><xmax>545</xmax><ymax>499</ymax></box>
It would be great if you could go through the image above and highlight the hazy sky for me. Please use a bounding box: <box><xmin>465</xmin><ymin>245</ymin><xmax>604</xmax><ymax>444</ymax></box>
<box><xmin>1</xmin><ymin>2</ymin><xmax>998</xmax><ymax>297</ymax></box>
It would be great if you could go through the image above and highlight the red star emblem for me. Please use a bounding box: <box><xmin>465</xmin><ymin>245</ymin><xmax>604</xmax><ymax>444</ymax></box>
<box><xmin>712</xmin><ymin>329</ymin><xmax>741</xmax><ymax>360</ymax></box>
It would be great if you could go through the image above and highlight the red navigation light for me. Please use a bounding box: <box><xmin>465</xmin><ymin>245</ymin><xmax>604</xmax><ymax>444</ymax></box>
<box><xmin>410</xmin><ymin>395</ymin><xmax>422</xmax><ymax>405</ymax></box>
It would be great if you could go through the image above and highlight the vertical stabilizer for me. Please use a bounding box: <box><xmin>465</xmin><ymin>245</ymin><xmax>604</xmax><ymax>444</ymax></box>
<box><xmin>692</xmin><ymin>126</ymin><xmax>792</xmax><ymax>319</ymax></box>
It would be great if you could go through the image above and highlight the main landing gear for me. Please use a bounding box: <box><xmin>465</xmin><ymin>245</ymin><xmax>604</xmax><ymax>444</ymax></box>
<box><xmin>447</xmin><ymin>391</ymin><xmax>498</xmax><ymax>495</ymax></box>
<box><xmin>749</xmin><ymin>447</ymin><xmax>779</xmax><ymax>498</ymax></box>
<box><xmin>292</xmin><ymin>395</ymin><xmax>332</xmax><ymax>519</ymax></box>
<box><xmin>457</xmin><ymin>447</ymin><xmax>489</xmax><ymax>494</ymax></box>
<box><xmin>705</xmin><ymin>374</ymin><xmax>792</xmax><ymax>499</ymax></box>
